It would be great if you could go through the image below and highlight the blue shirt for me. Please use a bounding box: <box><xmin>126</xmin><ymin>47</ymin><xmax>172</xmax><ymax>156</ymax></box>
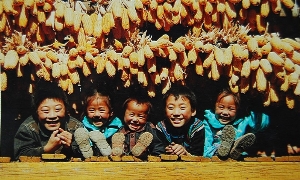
<box><xmin>203</xmin><ymin>109</ymin><xmax>270</xmax><ymax>157</ymax></box>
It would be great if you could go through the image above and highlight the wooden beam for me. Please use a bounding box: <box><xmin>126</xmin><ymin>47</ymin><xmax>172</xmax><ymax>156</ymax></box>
<box><xmin>0</xmin><ymin>162</ymin><xmax>300</xmax><ymax>179</ymax></box>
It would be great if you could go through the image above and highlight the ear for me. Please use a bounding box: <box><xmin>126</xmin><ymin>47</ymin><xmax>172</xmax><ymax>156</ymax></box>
<box><xmin>192</xmin><ymin>109</ymin><xmax>196</xmax><ymax>116</ymax></box>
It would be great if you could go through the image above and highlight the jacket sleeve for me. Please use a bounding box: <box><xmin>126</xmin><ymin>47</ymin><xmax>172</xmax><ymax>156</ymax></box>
<box><xmin>149</xmin><ymin>128</ymin><xmax>166</xmax><ymax>155</ymax></box>
<box><xmin>246</xmin><ymin>111</ymin><xmax>270</xmax><ymax>132</ymax></box>
<box><xmin>188</xmin><ymin>127</ymin><xmax>205</xmax><ymax>156</ymax></box>
<box><xmin>203</xmin><ymin>120</ymin><xmax>215</xmax><ymax>157</ymax></box>
<box><xmin>14</xmin><ymin>125</ymin><xmax>44</xmax><ymax>160</ymax></box>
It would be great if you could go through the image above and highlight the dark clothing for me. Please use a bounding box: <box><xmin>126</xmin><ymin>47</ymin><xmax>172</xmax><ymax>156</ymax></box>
<box><xmin>156</xmin><ymin>117</ymin><xmax>205</xmax><ymax>156</ymax></box>
<box><xmin>118</xmin><ymin>122</ymin><xmax>165</xmax><ymax>160</ymax></box>
<box><xmin>14</xmin><ymin>115</ymin><xmax>84</xmax><ymax>160</ymax></box>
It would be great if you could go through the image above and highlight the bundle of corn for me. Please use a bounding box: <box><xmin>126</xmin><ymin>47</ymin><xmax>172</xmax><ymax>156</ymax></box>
<box><xmin>0</xmin><ymin>0</ymin><xmax>299</xmax><ymax>110</ymax></box>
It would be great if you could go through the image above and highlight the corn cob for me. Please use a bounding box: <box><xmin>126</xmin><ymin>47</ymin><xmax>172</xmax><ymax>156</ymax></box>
<box><xmin>120</xmin><ymin>69</ymin><xmax>129</xmax><ymax>81</ymax></box>
<box><xmin>44</xmin><ymin>57</ymin><xmax>53</xmax><ymax>70</ymax></box>
<box><xmin>274</xmin><ymin>66</ymin><xmax>286</xmax><ymax>81</ymax></box>
<box><xmin>3</xmin><ymin>50</ymin><xmax>19</xmax><ymax>70</ymax></box>
<box><xmin>256</xmin><ymin>67</ymin><xmax>267</xmax><ymax>92</ymax></box>
<box><xmin>282</xmin><ymin>38</ymin><xmax>300</xmax><ymax>51</ymax></box>
<box><xmin>82</xmin><ymin>13</ymin><xmax>93</xmax><ymax>36</ymax></box>
<box><xmin>122</xmin><ymin>45</ymin><xmax>134</xmax><ymax>58</ymax></box>
<box><xmin>54</xmin><ymin>17</ymin><xmax>64</xmax><ymax>31</ymax></box>
<box><xmin>36</xmin><ymin>24</ymin><xmax>45</xmax><ymax>44</ymax></box>
<box><xmin>259</xmin><ymin>58</ymin><xmax>273</xmax><ymax>74</ymax></box>
<box><xmin>203</xmin><ymin>44</ymin><xmax>214</xmax><ymax>53</ymax></box>
<box><xmin>52</xmin><ymin>62</ymin><xmax>60</xmax><ymax>78</ymax></box>
<box><xmin>286</xmin><ymin>92</ymin><xmax>295</xmax><ymax>109</ymax></box>
<box><xmin>1</xmin><ymin>71</ymin><xmax>7</xmax><ymax>91</ymax></box>
<box><xmin>267</xmin><ymin>52</ymin><xmax>285</xmax><ymax>66</ymax></box>
<box><xmin>294</xmin><ymin>80</ymin><xmax>300</xmax><ymax>96</ymax></box>
<box><xmin>122</xmin><ymin>57</ymin><xmax>130</xmax><ymax>69</ymax></box>
<box><xmin>289</xmin><ymin>51</ymin><xmax>300</xmax><ymax>64</ymax></box>
<box><xmin>147</xmin><ymin>57</ymin><xmax>156</xmax><ymax>73</ymax></box>
<box><xmin>214</xmin><ymin>46</ymin><xmax>225</xmax><ymax>66</ymax></box>
<box><xmin>241</xmin><ymin>59</ymin><xmax>251</xmax><ymax>78</ymax></box>
<box><xmin>96</xmin><ymin>55</ymin><xmax>107</xmax><ymax>74</ymax></box>
<box><xmin>284</xmin><ymin>57</ymin><xmax>295</xmax><ymax>72</ymax></box>
<box><xmin>187</xmin><ymin>48</ymin><xmax>198</xmax><ymax>64</ymax></box>
<box><xmin>82</xmin><ymin>61</ymin><xmax>91</xmax><ymax>77</ymax></box>
<box><xmin>137</xmin><ymin>48</ymin><xmax>146</xmax><ymax>67</ymax></box>
<box><xmin>130</xmin><ymin>62</ymin><xmax>138</xmax><ymax>75</ymax></box>
<box><xmin>147</xmin><ymin>82</ymin><xmax>156</xmax><ymax>98</ymax></box>
<box><xmin>288</xmin><ymin>72</ymin><xmax>299</xmax><ymax>86</ymax></box>
<box><xmin>203</xmin><ymin>51</ymin><xmax>215</xmax><ymax>68</ymax></box>
<box><xmin>261</xmin><ymin>42</ymin><xmax>272</xmax><ymax>55</ymax></box>
<box><xmin>240</xmin><ymin>77</ymin><xmax>250</xmax><ymax>94</ymax></box>
<box><xmin>280</xmin><ymin>73</ymin><xmax>289</xmax><ymax>92</ymax></box>
<box><xmin>229</xmin><ymin>78</ymin><xmax>239</xmax><ymax>93</ymax></box>
<box><xmin>250</xmin><ymin>58</ymin><xmax>260</xmax><ymax>70</ymax></box>
<box><xmin>138</xmin><ymin>70</ymin><xmax>148</xmax><ymax>87</ymax></box>
<box><xmin>161</xmin><ymin>78</ymin><xmax>171</xmax><ymax>94</ymax></box>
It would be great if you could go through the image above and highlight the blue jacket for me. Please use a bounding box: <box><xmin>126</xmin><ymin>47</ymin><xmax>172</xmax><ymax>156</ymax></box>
<box><xmin>203</xmin><ymin>109</ymin><xmax>270</xmax><ymax>157</ymax></box>
<box><xmin>82</xmin><ymin>116</ymin><xmax>123</xmax><ymax>140</ymax></box>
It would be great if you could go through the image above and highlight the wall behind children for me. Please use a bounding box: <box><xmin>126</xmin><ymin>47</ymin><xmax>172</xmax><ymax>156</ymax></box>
<box><xmin>1</xmin><ymin>0</ymin><xmax>300</xmax><ymax>158</ymax></box>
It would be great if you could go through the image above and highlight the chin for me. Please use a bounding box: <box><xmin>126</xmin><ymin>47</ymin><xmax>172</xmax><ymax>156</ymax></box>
<box><xmin>45</xmin><ymin>125</ymin><xmax>60</xmax><ymax>131</ymax></box>
<box><xmin>170</xmin><ymin>123</ymin><xmax>185</xmax><ymax>128</ymax></box>
<box><xmin>219</xmin><ymin>120</ymin><xmax>231</xmax><ymax>125</ymax></box>
<box><xmin>93</xmin><ymin>122</ymin><xmax>104</xmax><ymax>127</ymax></box>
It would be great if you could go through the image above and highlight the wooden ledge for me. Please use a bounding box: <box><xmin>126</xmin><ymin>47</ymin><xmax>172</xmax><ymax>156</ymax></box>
<box><xmin>0</xmin><ymin>162</ymin><xmax>300</xmax><ymax>179</ymax></box>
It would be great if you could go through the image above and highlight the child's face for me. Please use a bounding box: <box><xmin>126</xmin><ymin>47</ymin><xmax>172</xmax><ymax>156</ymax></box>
<box><xmin>87</xmin><ymin>97</ymin><xmax>112</xmax><ymax>128</ymax></box>
<box><xmin>124</xmin><ymin>101</ymin><xmax>148</xmax><ymax>131</ymax></box>
<box><xmin>215</xmin><ymin>95</ymin><xmax>237</xmax><ymax>125</ymax></box>
<box><xmin>37</xmin><ymin>98</ymin><xmax>65</xmax><ymax>131</ymax></box>
<box><xmin>165</xmin><ymin>95</ymin><xmax>196</xmax><ymax>128</ymax></box>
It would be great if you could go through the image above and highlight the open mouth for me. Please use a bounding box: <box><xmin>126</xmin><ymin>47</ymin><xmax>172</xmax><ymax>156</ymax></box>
<box><xmin>45</xmin><ymin>119</ymin><xmax>60</xmax><ymax>124</ymax></box>
<box><xmin>129</xmin><ymin>123</ymin><xmax>140</xmax><ymax>130</ymax></box>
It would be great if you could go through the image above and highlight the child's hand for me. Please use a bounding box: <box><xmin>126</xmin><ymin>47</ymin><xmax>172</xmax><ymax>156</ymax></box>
<box><xmin>166</xmin><ymin>142</ymin><xmax>189</xmax><ymax>156</ymax></box>
<box><xmin>287</xmin><ymin>144</ymin><xmax>300</xmax><ymax>155</ymax></box>
<box><xmin>44</xmin><ymin>130</ymin><xmax>63</xmax><ymax>153</ymax></box>
<box><xmin>56</xmin><ymin>128</ymin><xmax>72</xmax><ymax>148</ymax></box>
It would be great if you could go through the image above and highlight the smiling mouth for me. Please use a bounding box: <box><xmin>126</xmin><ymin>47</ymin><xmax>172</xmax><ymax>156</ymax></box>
<box><xmin>45</xmin><ymin>120</ymin><xmax>60</xmax><ymax>124</ymax></box>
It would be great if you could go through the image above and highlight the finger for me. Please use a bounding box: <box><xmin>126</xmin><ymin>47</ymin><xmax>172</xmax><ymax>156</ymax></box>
<box><xmin>51</xmin><ymin>130</ymin><xmax>59</xmax><ymax>137</ymax></box>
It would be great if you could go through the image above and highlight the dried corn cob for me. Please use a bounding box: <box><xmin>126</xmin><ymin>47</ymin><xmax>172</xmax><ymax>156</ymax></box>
<box><xmin>288</xmin><ymin>72</ymin><xmax>299</xmax><ymax>86</ymax></box>
<box><xmin>286</xmin><ymin>92</ymin><xmax>295</xmax><ymax>109</ymax></box>
<box><xmin>294</xmin><ymin>80</ymin><xmax>300</xmax><ymax>96</ymax></box>
<box><xmin>259</xmin><ymin>58</ymin><xmax>273</xmax><ymax>74</ymax></box>
<box><xmin>82</xmin><ymin>61</ymin><xmax>91</xmax><ymax>77</ymax></box>
<box><xmin>267</xmin><ymin>52</ymin><xmax>285</xmax><ymax>66</ymax></box>
<box><xmin>284</xmin><ymin>57</ymin><xmax>295</xmax><ymax>72</ymax></box>
<box><xmin>1</xmin><ymin>71</ymin><xmax>7</xmax><ymax>91</ymax></box>
<box><xmin>4</xmin><ymin>50</ymin><xmax>19</xmax><ymax>70</ymax></box>
<box><xmin>256</xmin><ymin>67</ymin><xmax>267</xmax><ymax>92</ymax></box>
<box><xmin>96</xmin><ymin>55</ymin><xmax>107</xmax><ymax>74</ymax></box>
<box><xmin>289</xmin><ymin>51</ymin><xmax>300</xmax><ymax>64</ymax></box>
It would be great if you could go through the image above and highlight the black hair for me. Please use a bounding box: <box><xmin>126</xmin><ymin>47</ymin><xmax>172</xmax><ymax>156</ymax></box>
<box><xmin>122</xmin><ymin>94</ymin><xmax>152</xmax><ymax>115</ymax></box>
<box><xmin>162</xmin><ymin>84</ymin><xmax>197</xmax><ymax>111</ymax></box>
<box><xmin>32</xmin><ymin>81</ymin><xmax>69</xmax><ymax>118</ymax></box>
<box><xmin>215</xmin><ymin>88</ymin><xmax>241</xmax><ymax>110</ymax></box>
<box><xmin>80</xmin><ymin>83</ymin><xmax>113</xmax><ymax>119</ymax></box>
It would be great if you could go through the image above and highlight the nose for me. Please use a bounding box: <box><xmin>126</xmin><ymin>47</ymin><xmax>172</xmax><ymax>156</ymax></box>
<box><xmin>94</xmin><ymin>110</ymin><xmax>101</xmax><ymax>118</ymax></box>
<box><xmin>173</xmin><ymin>108</ymin><xmax>180</xmax><ymax>116</ymax></box>
<box><xmin>47</xmin><ymin>109</ymin><xmax>57</xmax><ymax>120</ymax></box>
<box><xmin>221</xmin><ymin>109</ymin><xmax>230</xmax><ymax>115</ymax></box>
<box><xmin>131</xmin><ymin>116</ymin><xmax>139</xmax><ymax>122</ymax></box>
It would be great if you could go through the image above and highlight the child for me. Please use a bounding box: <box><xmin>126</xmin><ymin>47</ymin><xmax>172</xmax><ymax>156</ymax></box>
<box><xmin>156</xmin><ymin>85</ymin><xmax>205</xmax><ymax>156</ymax></box>
<box><xmin>74</xmin><ymin>88</ymin><xmax>123</xmax><ymax>158</ymax></box>
<box><xmin>111</xmin><ymin>96</ymin><xmax>165</xmax><ymax>160</ymax></box>
<box><xmin>203</xmin><ymin>88</ymin><xmax>270</xmax><ymax>160</ymax></box>
<box><xmin>14</xmin><ymin>81</ymin><xmax>84</xmax><ymax>160</ymax></box>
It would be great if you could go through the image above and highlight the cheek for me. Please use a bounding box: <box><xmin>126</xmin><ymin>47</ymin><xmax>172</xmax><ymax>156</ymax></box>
<box><xmin>87</xmin><ymin>112</ymin><xmax>94</xmax><ymax>118</ymax></box>
<box><xmin>37</xmin><ymin>112</ymin><xmax>47</xmax><ymax>120</ymax></box>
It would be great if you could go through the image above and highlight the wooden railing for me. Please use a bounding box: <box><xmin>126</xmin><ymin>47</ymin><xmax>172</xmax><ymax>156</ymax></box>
<box><xmin>1</xmin><ymin>156</ymin><xmax>300</xmax><ymax>179</ymax></box>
